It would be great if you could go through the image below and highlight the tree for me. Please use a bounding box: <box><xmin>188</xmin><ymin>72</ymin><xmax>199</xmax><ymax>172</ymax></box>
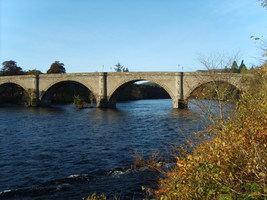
<box><xmin>239</xmin><ymin>60</ymin><xmax>248</xmax><ymax>73</ymax></box>
<box><xmin>47</xmin><ymin>61</ymin><xmax>66</xmax><ymax>74</ymax></box>
<box><xmin>114</xmin><ymin>62</ymin><xmax>129</xmax><ymax>72</ymax></box>
<box><xmin>1</xmin><ymin>60</ymin><xmax>24</xmax><ymax>76</ymax></box>
<box><xmin>25</xmin><ymin>69</ymin><xmax>43</xmax><ymax>75</ymax></box>
<box><xmin>230</xmin><ymin>61</ymin><xmax>239</xmax><ymax>73</ymax></box>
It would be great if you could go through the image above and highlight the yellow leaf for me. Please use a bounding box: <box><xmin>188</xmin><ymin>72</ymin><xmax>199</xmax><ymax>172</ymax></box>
<box><xmin>259</xmin><ymin>172</ymin><xmax>266</xmax><ymax>177</ymax></box>
<box><xmin>249</xmin><ymin>192</ymin><xmax>262</xmax><ymax>197</ymax></box>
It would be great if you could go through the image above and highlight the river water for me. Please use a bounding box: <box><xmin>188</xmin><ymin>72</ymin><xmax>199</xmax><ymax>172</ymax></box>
<box><xmin>0</xmin><ymin>99</ymin><xmax>204</xmax><ymax>200</ymax></box>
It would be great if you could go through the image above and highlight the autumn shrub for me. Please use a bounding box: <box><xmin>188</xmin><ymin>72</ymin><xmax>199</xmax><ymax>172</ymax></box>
<box><xmin>154</xmin><ymin>66</ymin><xmax>267</xmax><ymax>200</ymax></box>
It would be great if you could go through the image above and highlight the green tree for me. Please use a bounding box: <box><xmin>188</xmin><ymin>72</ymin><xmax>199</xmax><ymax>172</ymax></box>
<box><xmin>47</xmin><ymin>61</ymin><xmax>66</xmax><ymax>74</ymax></box>
<box><xmin>114</xmin><ymin>62</ymin><xmax>129</xmax><ymax>72</ymax></box>
<box><xmin>1</xmin><ymin>60</ymin><xmax>24</xmax><ymax>76</ymax></box>
<box><xmin>239</xmin><ymin>60</ymin><xmax>248</xmax><ymax>73</ymax></box>
<box><xmin>230</xmin><ymin>61</ymin><xmax>239</xmax><ymax>73</ymax></box>
<box><xmin>25</xmin><ymin>69</ymin><xmax>43</xmax><ymax>75</ymax></box>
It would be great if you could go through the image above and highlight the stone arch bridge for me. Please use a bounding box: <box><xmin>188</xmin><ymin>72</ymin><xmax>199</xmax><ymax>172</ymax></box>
<box><xmin>0</xmin><ymin>72</ymin><xmax>250</xmax><ymax>108</ymax></box>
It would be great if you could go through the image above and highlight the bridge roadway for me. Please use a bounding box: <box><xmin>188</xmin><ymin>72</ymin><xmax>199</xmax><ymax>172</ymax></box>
<box><xmin>0</xmin><ymin>72</ymin><xmax>249</xmax><ymax>108</ymax></box>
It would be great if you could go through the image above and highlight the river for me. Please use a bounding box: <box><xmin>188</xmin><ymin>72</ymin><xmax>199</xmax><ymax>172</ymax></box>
<box><xmin>0</xmin><ymin>99</ymin><xmax>205</xmax><ymax>200</ymax></box>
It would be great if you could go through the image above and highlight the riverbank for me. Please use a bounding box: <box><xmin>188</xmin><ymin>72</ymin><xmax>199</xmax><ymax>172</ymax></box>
<box><xmin>153</xmin><ymin>66</ymin><xmax>267</xmax><ymax>200</ymax></box>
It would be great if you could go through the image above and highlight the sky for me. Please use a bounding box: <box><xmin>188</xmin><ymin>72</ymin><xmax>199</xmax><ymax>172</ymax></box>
<box><xmin>0</xmin><ymin>0</ymin><xmax>266</xmax><ymax>73</ymax></box>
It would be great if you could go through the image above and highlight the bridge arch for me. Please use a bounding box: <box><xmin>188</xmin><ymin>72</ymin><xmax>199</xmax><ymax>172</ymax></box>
<box><xmin>40</xmin><ymin>80</ymin><xmax>97</xmax><ymax>106</ymax></box>
<box><xmin>107</xmin><ymin>79</ymin><xmax>175</xmax><ymax>108</ymax></box>
<box><xmin>0</xmin><ymin>82</ymin><xmax>31</xmax><ymax>105</ymax></box>
<box><xmin>185</xmin><ymin>80</ymin><xmax>242</xmax><ymax>101</ymax></box>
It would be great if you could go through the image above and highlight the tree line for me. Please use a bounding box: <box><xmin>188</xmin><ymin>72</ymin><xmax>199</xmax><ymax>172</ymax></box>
<box><xmin>0</xmin><ymin>60</ymin><xmax>66</xmax><ymax>76</ymax></box>
<box><xmin>0</xmin><ymin>61</ymin><xmax>129</xmax><ymax>76</ymax></box>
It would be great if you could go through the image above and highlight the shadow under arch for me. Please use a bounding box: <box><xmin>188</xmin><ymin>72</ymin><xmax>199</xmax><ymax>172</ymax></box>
<box><xmin>0</xmin><ymin>82</ymin><xmax>31</xmax><ymax>105</ymax></box>
<box><xmin>186</xmin><ymin>80</ymin><xmax>241</xmax><ymax>102</ymax></box>
<box><xmin>40</xmin><ymin>80</ymin><xmax>96</xmax><ymax>106</ymax></box>
<box><xmin>108</xmin><ymin>79</ymin><xmax>173</xmax><ymax>108</ymax></box>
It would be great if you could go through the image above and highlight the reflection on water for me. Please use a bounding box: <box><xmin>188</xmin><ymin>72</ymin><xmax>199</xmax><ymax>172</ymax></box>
<box><xmin>0</xmin><ymin>99</ymin><xmax>221</xmax><ymax>200</ymax></box>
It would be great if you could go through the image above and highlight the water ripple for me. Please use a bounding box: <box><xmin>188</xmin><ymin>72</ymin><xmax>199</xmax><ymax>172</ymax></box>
<box><xmin>0</xmin><ymin>99</ymin><xmax>205</xmax><ymax>199</ymax></box>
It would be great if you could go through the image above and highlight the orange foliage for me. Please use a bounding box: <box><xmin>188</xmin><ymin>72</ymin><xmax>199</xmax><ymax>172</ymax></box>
<box><xmin>154</xmin><ymin>67</ymin><xmax>267</xmax><ymax>200</ymax></box>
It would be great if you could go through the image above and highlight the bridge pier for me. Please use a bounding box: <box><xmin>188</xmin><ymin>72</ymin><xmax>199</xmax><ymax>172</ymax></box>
<box><xmin>25</xmin><ymin>74</ymin><xmax>40</xmax><ymax>107</ymax></box>
<box><xmin>30</xmin><ymin>98</ymin><xmax>40</xmax><ymax>107</ymax></box>
<box><xmin>39</xmin><ymin>99</ymin><xmax>51</xmax><ymax>107</ymax></box>
<box><xmin>172</xmin><ymin>99</ymin><xmax>188</xmax><ymax>109</ymax></box>
<box><xmin>176</xmin><ymin>72</ymin><xmax>188</xmax><ymax>109</ymax></box>
<box><xmin>27</xmin><ymin>96</ymin><xmax>40</xmax><ymax>107</ymax></box>
<box><xmin>96</xmin><ymin>72</ymin><xmax>110</xmax><ymax>108</ymax></box>
<box><xmin>178</xmin><ymin>99</ymin><xmax>188</xmax><ymax>109</ymax></box>
<box><xmin>97</xmin><ymin>98</ymin><xmax>109</xmax><ymax>108</ymax></box>
<box><xmin>97</xmin><ymin>98</ymin><xmax>117</xmax><ymax>109</ymax></box>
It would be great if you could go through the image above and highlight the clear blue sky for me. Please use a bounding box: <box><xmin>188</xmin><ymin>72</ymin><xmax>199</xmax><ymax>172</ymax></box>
<box><xmin>0</xmin><ymin>0</ymin><xmax>266</xmax><ymax>73</ymax></box>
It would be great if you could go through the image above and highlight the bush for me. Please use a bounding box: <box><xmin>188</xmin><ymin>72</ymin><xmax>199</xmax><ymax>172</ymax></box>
<box><xmin>154</xmin><ymin>66</ymin><xmax>267</xmax><ymax>200</ymax></box>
